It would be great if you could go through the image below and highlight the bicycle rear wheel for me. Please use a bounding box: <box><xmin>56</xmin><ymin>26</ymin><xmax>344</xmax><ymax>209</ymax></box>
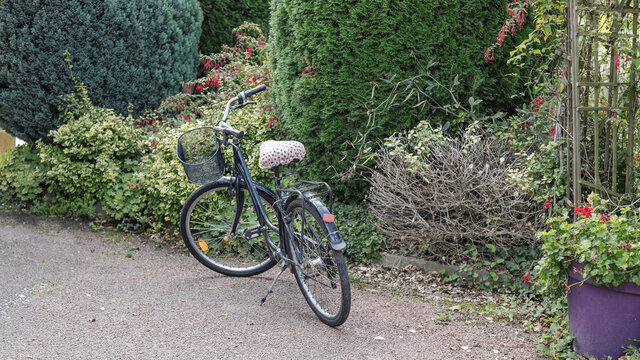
<box><xmin>180</xmin><ymin>180</ymin><xmax>279</xmax><ymax>277</ymax></box>
<box><xmin>286</xmin><ymin>199</ymin><xmax>350</xmax><ymax>326</ymax></box>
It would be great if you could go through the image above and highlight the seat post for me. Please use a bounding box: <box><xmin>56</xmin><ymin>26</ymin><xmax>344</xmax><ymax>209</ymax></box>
<box><xmin>273</xmin><ymin>166</ymin><xmax>281</xmax><ymax>191</ymax></box>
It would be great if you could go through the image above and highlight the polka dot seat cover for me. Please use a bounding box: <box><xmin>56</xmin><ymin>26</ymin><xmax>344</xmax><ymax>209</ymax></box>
<box><xmin>259</xmin><ymin>140</ymin><xmax>306</xmax><ymax>169</ymax></box>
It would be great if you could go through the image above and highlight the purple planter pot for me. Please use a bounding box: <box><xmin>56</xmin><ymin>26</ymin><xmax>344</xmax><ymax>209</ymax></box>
<box><xmin>568</xmin><ymin>262</ymin><xmax>640</xmax><ymax>359</ymax></box>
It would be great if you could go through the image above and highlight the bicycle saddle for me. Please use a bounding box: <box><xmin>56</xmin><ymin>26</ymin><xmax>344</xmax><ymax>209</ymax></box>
<box><xmin>258</xmin><ymin>140</ymin><xmax>306</xmax><ymax>169</ymax></box>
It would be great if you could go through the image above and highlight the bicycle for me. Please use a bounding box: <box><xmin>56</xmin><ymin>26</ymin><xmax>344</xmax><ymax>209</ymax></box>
<box><xmin>176</xmin><ymin>84</ymin><xmax>351</xmax><ymax>326</ymax></box>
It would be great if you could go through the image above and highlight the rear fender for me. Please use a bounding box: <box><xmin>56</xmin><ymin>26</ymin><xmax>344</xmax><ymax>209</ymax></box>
<box><xmin>285</xmin><ymin>193</ymin><xmax>346</xmax><ymax>251</ymax></box>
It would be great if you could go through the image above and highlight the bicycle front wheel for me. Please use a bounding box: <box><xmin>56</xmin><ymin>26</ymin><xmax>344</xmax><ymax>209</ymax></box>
<box><xmin>180</xmin><ymin>180</ymin><xmax>279</xmax><ymax>277</ymax></box>
<box><xmin>286</xmin><ymin>199</ymin><xmax>351</xmax><ymax>326</ymax></box>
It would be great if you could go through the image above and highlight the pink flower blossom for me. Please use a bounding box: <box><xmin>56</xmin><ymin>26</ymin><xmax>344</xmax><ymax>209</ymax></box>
<box><xmin>497</xmin><ymin>24</ymin><xmax>508</xmax><ymax>46</ymax></box>
<box><xmin>484</xmin><ymin>47</ymin><xmax>495</xmax><ymax>62</ymax></box>
<box><xmin>533</xmin><ymin>96</ymin><xmax>543</xmax><ymax>110</ymax></box>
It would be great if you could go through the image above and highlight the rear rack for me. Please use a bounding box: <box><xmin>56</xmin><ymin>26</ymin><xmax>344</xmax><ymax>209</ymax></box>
<box><xmin>275</xmin><ymin>172</ymin><xmax>334</xmax><ymax>213</ymax></box>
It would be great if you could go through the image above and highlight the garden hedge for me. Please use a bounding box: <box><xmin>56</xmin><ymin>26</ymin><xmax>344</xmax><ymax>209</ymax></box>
<box><xmin>198</xmin><ymin>0</ymin><xmax>271</xmax><ymax>55</ymax></box>
<box><xmin>269</xmin><ymin>0</ymin><xmax>529</xmax><ymax>198</ymax></box>
<box><xmin>0</xmin><ymin>0</ymin><xmax>202</xmax><ymax>144</ymax></box>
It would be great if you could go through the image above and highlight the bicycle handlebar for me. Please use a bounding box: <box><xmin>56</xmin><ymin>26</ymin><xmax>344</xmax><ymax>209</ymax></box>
<box><xmin>216</xmin><ymin>121</ymin><xmax>244</xmax><ymax>138</ymax></box>
<box><xmin>243</xmin><ymin>84</ymin><xmax>267</xmax><ymax>98</ymax></box>
<box><xmin>216</xmin><ymin>84</ymin><xmax>268</xmax><ymax>138</ymax></box>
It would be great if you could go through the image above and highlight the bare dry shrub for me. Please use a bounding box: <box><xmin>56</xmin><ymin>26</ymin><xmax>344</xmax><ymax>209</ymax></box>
<box><xmin>368</xmin><ymin>138</ymin><xmax>542</xmax><ymax>263</ymax></box>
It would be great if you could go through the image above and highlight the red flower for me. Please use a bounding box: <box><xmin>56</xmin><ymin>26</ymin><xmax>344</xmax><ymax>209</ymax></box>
<box><xmin>195</xmin><ymin>84</ymin><xmax>204</xmax><ymax>93</ymax></box>
<box><xmin>626</xmin><ymin>243</ymin><xmax>632</xmax><ymax>250</ymax></box>
<box><xmin>484</xmin><ymin>47</ymin><xmax>495</xmax><ymax>62</ymax></box>
<box><xmin>521</xmin><ymin>122</ymin><xmax>530</xmax><ymax>130</ymax></box>
<box><xmin>533</xmin><ymin>97</ymin><xmax>543</xmax><ymax>110</ymax></box>
<box><xmin>599</xmin><ymin>214</ymin><xmax>610</xmax><ymax>222</ymax></box>
<box><xmin>184</xmin><ymin>115</ymin><xmax>191</xmax><ymax>122</ymax></box>
<box><xmin>549</xmin><ymin>128</ymin><xmax>556</xmax><ymax>137</ymax></box>
<box><xmin>521</xmin><ymin>272</ymin><xmax>532</xmax><ymax>283</ymax></box>
<box><xmin>203</xmin><ymin>60</ymin><xmax>212</xmax><ymax>70</ymax></box>
<box><xmin>575</xmin><ymin>206</ymin><xmax>593</xmax><ymax>218</ymax></box>
<box><xmin>542</xmin><ymin>200</ymin><xmax>552</xmax><ymax>210</ymax></box>
<box><xmin>184</xmin><ymin>86</ymin><xmax>191</xmax><ymax>94</ymax></box>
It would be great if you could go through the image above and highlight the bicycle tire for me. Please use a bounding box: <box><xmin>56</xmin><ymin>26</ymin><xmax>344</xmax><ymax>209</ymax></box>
<box><xmin>286</xmin><ymin>199</ymin><xmax>351</xmax><ymax>326</ymax></box>
<box><xmin>180</xmin><ymin>180</ymin><xmax>279</xmax><ymax>277</ymax></box>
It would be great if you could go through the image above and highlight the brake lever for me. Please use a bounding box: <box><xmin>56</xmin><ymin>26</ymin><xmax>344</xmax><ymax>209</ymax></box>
<box><xmin>232</xmin><ymin>101</ymin><xmax>257</xmax><ymax>110</ymax></box>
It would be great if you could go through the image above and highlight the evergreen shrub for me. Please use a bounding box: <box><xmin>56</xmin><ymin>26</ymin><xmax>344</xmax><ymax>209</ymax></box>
<box><xmin>269</xmin><ymin>0</ymin><xmax>530</xmax><ymax>198</ymax></box>
<box><xmin>37</xmin><ymin>78</ymin><xmax>145</xmax><ymax>218</ymax></box>
<box><xmin>198</xmin><ymin>0</ymin><xmax>271</xmax><ymax>55</ymax></box>
<box><xmin>0</xmin><ymin>0</ymin><xmax>203</xmax><ymax>144</ymax></box>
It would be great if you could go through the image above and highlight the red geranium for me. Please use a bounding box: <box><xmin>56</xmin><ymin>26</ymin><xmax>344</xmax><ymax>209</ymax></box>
<box><xmin>574</xmin><ymin>206</ymin><xmax>593</xmax><ymax>218</ymax></box>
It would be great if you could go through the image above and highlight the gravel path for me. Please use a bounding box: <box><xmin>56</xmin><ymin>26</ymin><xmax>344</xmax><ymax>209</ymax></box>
<box><xmin>0</xmin><ymin>212</ymin><xmax>542</xmax><ymax>359</ymax></box>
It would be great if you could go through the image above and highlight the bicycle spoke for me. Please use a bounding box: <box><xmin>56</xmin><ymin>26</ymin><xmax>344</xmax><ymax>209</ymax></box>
<box><xmin>181</xmin><ymin>182</ymin><xmax>278</xmax><ymax>276</ymax></box>
<box><xmin>288</xmin><ymin>200</ymin><xmax>349</xmax><ymax>325</ymax></box>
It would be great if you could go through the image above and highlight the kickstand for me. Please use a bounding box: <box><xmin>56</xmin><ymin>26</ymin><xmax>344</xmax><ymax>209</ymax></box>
<box><xmin>260</xmin><ymin>263</ymin><xmax>288</xmax><ymax>306</ymax></box>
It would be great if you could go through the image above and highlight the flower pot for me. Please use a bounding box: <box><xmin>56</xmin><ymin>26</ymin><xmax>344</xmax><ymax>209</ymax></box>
<box><xmin>568</xmin><ymin>262</ymin><xmax>640</xmax><ymax>359</ymax></box>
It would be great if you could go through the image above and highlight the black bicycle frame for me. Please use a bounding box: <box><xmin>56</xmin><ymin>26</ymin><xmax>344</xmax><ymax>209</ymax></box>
<box><xmin>228</xmin><ymin>141</ymin><xmax>283</xmax><ymax>252</ymax></box>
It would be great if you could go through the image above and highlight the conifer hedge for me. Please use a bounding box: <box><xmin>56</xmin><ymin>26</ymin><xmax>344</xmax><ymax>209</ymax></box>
<box><xmin>269</xmin><ymin>0</ymin><xmax>528</xmax><ymax>198</ymax></box>
<box><xmin>198</xmin><ymin>0</ymin><xmax>271</xmax><ymax>55</ymax></box>
<box><xmin>0</xmin><ymin>0</ymin><xmax>202</xmax><ymax>144</ymax></box>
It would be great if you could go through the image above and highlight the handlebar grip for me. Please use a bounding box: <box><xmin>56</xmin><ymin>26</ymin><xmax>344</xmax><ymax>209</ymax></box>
<box><xmin>219</xmin><ymin>122</ymin><xmax>244</xmax><ymax>138</ymax></box>
<box><xmin>244</xmin><ymin>84</ymin><xmax>267</xmax><ymax>98</ymax></box>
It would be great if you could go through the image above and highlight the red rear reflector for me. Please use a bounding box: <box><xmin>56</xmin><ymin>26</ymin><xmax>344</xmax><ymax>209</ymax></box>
<box><xmin>322</xmin><ymin>213</ymin><xmax>335</xmax><ymax>223</ymax></box>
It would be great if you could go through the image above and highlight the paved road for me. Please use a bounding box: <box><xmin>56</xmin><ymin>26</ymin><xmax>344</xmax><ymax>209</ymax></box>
<box><xmin>0</xmin><ymin>213</ymin><xmax>541</xmax><ymax>359</ymax></box>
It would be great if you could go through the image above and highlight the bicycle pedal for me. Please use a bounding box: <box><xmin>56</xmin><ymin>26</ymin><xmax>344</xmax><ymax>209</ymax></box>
<box><xmin>243</xmin><ymin>225</ymin><xmax>263</xmax><ymax>240</ymax></box>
